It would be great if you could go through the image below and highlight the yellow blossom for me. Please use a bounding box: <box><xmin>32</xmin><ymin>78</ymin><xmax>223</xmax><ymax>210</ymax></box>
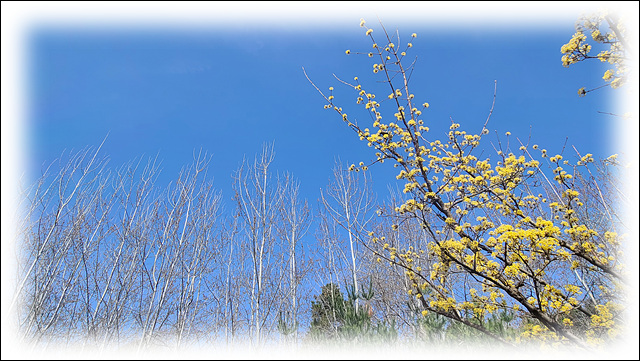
<box><xmin>603</xmin><ymin>69</ymin><xmax>614</xmax><ymax>81</ymax></box>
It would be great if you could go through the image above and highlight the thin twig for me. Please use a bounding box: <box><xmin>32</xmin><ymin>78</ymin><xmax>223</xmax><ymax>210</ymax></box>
<box><xmin>482</xmin><ymin>80</ymin><xmax>497</xmax><ymax>131</ymax></box>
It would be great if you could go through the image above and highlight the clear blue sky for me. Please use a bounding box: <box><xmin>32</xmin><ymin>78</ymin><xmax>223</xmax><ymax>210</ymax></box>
<box><xmin>25</xmin><ymin>15</ymin><xmax>625</xmax><ymax>207</ymax></box>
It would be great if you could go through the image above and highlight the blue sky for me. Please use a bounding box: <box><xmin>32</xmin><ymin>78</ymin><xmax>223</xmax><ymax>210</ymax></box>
<box><xmin>24</xmin><ymin>13</ymin><xmax>625</xmax><ymax>206</ymax></box>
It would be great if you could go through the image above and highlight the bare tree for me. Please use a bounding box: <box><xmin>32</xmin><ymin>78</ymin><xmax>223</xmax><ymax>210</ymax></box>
<box><xmin>135</xmin><ymin>150</ymin><xmax>222</xmax><ymax>350</ymax></box>
<box><xmin>319</xmin><ymin>160</ymin><xmax>376</xmax><ymax>312</ymax></box>
<box><xmin>277</xmin><ymin>173</ymin><xmax>311</xmax><ymax>344</ymax></box>
<box><xmin>14</xmin><ymin>144</ymin><xmax>230</xmax><ymax>351</ymax></box>
<box><xmin>14</xmin><ymin>141</ymin><xmax>112</xmax><ymax>346</ymax></box>
<box><xmin>219</xmin><ymin>211</ymin><xmax>243</xmax><ymax>347</ymax></box>
<box><xmin>233</xmin><ymin>143</ymin><xmax>286</xmax><ymax>347</ymax></box>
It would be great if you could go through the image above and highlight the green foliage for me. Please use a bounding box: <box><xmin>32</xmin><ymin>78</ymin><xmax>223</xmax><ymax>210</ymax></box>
<box><xmin>277</xmin><ymin>311</ymin><xmax>298</xmax><ymax>338</ymax></box>
<box><xmin>307</xmin><ymin>280</ymin><xmax>397</xmax><ymax>344</ymax></box>
<box><xmin>308</xmin><ymin>283</ymin><xmax>347</xmax><ymax>339</ymax></box>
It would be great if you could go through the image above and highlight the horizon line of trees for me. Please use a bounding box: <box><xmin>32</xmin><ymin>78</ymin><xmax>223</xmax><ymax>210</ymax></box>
<box><xmin>9</xmin><ymin>134</ymin><xmax>627</xmax><ymax>351</ymax></box>
<box><xmin>8</xmin><ymin>139</ymin><xmax>428</xmax><ymax>350</ymax></box>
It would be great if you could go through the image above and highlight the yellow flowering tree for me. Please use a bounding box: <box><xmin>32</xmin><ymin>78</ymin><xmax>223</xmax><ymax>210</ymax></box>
<box><xmin>306</xmin><ymin>19</ymin><xmax>627</xmax><ymax>348</ymax></box>
<box><xmin>560</xmin><ymin>11</ymin><xmax>630</xmax><ymax>96</ymax></box>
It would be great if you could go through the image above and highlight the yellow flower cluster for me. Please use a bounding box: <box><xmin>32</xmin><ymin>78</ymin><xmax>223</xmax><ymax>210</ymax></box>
<box><xmin>561</xmin><ymin>13</ymin><xmax>628</xmax><ymax>93</ymax></box>
<box><xmin>521</xmin><ymin>323</ymin><xmax>559</xmax><ymax>341</ymax></box>
<box><xmin>561</xmin><ymin>32</ymin><xmax>588</xmax><ymax>67</ymax></box>
<box><xmin>586</xmin><ymin>302</ymin><xmax>622</xmax><ymax>343</ymax></box>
